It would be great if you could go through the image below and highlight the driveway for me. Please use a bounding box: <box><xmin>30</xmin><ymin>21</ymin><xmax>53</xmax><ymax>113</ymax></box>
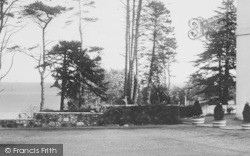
<box><xmin>0</xmin><ymin>125</ymin><xmax>249</xmax><ymax>156</ymax></box>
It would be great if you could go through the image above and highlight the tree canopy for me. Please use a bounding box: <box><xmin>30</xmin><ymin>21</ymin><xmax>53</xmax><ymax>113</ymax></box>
<box><xmin>48</xmin><ymin>40</ymin><xmax>108</xmax><ymax>110</ymax></box>
<box><xmin>189</xmin><ymin>0</ymin><xmax>236</xmax><ymax>105</ymax></box>
<box><xmin>140</xmin><ymin>0</ymin><xmax>177</xmax><ymax>104</ymax></box>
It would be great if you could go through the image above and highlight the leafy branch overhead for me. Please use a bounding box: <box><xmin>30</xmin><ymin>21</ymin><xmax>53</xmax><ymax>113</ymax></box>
<box><xmin>23</xmin><ymin>1</ymin><xmax>67</xmax><ymax>27</ymax></box>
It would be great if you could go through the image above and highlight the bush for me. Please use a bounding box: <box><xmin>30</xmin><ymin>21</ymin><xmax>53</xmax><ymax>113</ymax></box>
<box><xmin>243</xmin><ymin>102</ymin><xmax>250</xmax><ymax>123</ymax></box>
<box><xmin>193</xmin><ymin>100</ymin><xmax>203</xmax><ymax>117</ymax></box>
<box><xmin>214</xmin><ymin>103</ymin><xmax>224</xmax><ymax>120</ymax></box>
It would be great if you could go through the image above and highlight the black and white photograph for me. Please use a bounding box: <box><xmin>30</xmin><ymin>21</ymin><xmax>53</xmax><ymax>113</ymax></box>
<box><xmin>0</xmin><ymin>0</ymin><xmax>249</xmax><ymax>155</ymax></box>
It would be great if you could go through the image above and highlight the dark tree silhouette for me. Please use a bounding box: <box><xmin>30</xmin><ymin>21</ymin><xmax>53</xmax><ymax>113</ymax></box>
<box><xmin>48</xmin><ymin>41</ymin><xmax>108</xmax><ymax>111</ymax></box>
<box><xmin>190</xmin><ymin>0</ymin><xmax>236</xmax><ymax>105</ymax></box>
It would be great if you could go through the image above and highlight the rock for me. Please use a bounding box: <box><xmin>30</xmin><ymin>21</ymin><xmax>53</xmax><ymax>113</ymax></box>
<box><xmin>76</xmin><ymin>122</ymin><xmax>84</xmax><ymax>127</ymax></box>
<box><xmin>70</xmin><ymin>116</ymin><xmax>77</xmax><ymax>123</ymax></box>
<box><xmin>55</xmin><ymin>122</ymin><xmax>61</xmax><ymax>127</ymax></box>
<box><xmin>63</xmin><ymin>117</ymin><xmax>69</xmax><ymax>122</ymax></box>
<box><xmin>58</xmin><ymin>115</ymin><xmax>63</xmax><ymax>122</ymax></box>
<box><xmin>49</xmin><ymin>121</ymin><xmax>56</xmax><ymax>127</ymax></box>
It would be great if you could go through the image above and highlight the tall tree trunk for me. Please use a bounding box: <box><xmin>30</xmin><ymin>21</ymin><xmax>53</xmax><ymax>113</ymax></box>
<box><xmin>147</xmin><ymin>30</ymin><xmax>157</xmax><ymax>104</ymax></box>
<box><xmin>223</xmin><ymin>58</ymin><xmax>230</xmax><ymax>105</ymax></box>
<box><xmin>0</xmin><ymin>51</ymin><xmax>2</xmax><ymax>73</ymax></box>
<box><xmin>40</xmin><ymin>73</ymin><xmax>45</xmax><ymax>111</ymax></box>
<box><xmin>128</xmin><ymin>0</ymin><xmax>136</xmax><ymax>100</ymax></box>
<box><xmin>132</xmin><ymin>0</ymin><xmax>143</xmax><ymax>103</ymax></box>
<box><xmin>218</xmin><ymin>53</ymin><xmax>223</xmax><ymax>104</ymax></box>
<box><xmin>0</xmin><ymin>1</ymin><xmax>4</xmax><ymax>35</ymax></box>
<box><xmin>60</xmin><ymin>52</ymin><xmax>67</xmax><ymax>111</ymax></box>
<box><xmin>78</xmin><ymin>0</ymin><xmax>83</xmax><ymax>50</ymax></box>
<box><xmin>223</xmin><ymin>8</ymin><xmax>230</xmax><ymax>105</ymax></box>
<box><xmin>60</xmin><ymin>80</ymin><xmax>66</xmax><ymax>111</ymax></box>
<box><xmin>0</xmin><ymin>2</ymin><xmax>3</xmax><ymax>73</ymax></box>
<box><xmin>167</xmin><ymin>62</ymin><xmax>171</xmax><ymax>89</ymax></box>
<box><xmin>40</xmin><ymin>27</ymin><xmax>46</xmax><ymax>111</ymax></box>
<box><xmin>124</xmin><ymin>0</ymin><xmax>130</xmax><ymax>98</ymax></box>
<box><xmin>77</xmin><ymin>0</ymin><xmax>84</xmax><ymax>107</ymax></box>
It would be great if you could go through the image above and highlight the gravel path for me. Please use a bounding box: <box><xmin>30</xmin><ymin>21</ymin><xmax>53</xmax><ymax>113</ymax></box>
<box><xmin>0</xmin><ymin>125</ymin><xmax>250</xmax><ymax>156</ymax></box>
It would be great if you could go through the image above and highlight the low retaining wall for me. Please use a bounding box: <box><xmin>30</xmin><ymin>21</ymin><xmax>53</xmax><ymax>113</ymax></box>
<box><xmin>0</xmin><ymin>106</ymin><xmax>181</xmax><ymax>128</ymax></box>
<box><xmin>0</xmin><ymin>119</ymin><xmax>34</xmax><ymax>128</ymax></box>
<box><xmin>33</xmin><ymin>112</ymin><xmax>103</xmax><ymax>127</ymax></box>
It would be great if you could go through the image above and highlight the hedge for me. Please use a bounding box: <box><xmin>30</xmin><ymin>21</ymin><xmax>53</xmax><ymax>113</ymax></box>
<box><xmin>179</xmin><ymin>105</ymin><xmax>195</xmax><ymax>118</ymax></box>
<box><xmin>98</xmin><ymin>105</ymin><xmax>180</xmax><ymax>125</ymax></box>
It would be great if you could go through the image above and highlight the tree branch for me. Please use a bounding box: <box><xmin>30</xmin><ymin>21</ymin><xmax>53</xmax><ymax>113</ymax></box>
<box><xmin>0</xmin><ymin>53</ymin><xmax>15</xmax><ymax>81</ymax></box>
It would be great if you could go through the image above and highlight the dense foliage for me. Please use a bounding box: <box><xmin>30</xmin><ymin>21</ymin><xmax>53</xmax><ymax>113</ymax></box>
<box><xmin>105</xmin><ymin>69</ymin><xmax>124</xmax><ymax>104</ymax></box>
<box><xmin>214</xmin><ymin>103</ymin><xmax>224</xmax><ymax>120</ymax></box>
<box><xmin>141</xmin><ymin>85</ymin><xmax>171</xmax><ymax>105</ymax></box>
<box><xmin>23</xmin><ymin>1</ymin><xmax>66</xmax><ymax>18</ymax></box>
<box><xmin>48</xmin><ymin>41</ymin><xmax>108</xmax><ymax>111</ymax></box>
<box><xmin>189</xmin><ymin>0</ymin><xmax>236</xmax><ymax>105</ymax></box>
<box><xmin>179</xmin><ymin>101</ymin><xmax>202</xmax><ymax>118</ymax></box>
<box><xmin>98</xmin><ymin>105</ymin><xmax>180</xmax><ymax>125</ymax></box>
<box><xmin>243</xmin><ymin>102</ymin><xmax>250</xmax><ymax>123</ymax></box>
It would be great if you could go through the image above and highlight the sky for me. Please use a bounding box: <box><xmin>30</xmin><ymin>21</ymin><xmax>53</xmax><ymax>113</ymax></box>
<box><xmin>1</xmin><ymin>0</ymin><xmax>224</xmax><ymax>86</ymax></box>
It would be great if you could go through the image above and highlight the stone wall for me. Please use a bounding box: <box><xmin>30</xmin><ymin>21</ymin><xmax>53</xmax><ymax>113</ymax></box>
<box><xmin>1</xmin><ymin>106</ymin><xmax>181</xmax><ymax>128</ymax></box>
<box><xmin>0</xmin><ymin>119</ymin><xmax>34</xmax><ymax>128</ymax></box>
<box><xmin>33</xmin><ymin>112</ymin><xmax>103</xmax><ymax>127</ymax></box>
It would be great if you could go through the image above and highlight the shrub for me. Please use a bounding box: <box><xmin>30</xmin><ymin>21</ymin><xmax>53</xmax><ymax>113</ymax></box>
<box><xmin>193</xmin><ymin>100</ymin><xmax>203</xmax><ymax>117</ymax></box>
<box><xmin>243</xmin><ymin>102</ymin><xmax>250</xmax><ymax>123</ymax></box>
<box><xmin>214</xmin><ymin>103</ymin><xmax>224</xmax><ymax>120</ymax></box>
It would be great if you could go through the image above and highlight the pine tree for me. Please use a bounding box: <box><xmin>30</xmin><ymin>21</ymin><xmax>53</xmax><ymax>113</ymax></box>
<box><xmin>140</xmin><ymin>0</ymin><xmax>176</xmax><ymax>104</ymax></box>
<box><xmin>190</xmin><ymin>0</ymin><xmax>236</xmax><ymax>105</ymax></box>
<box><xmin>23</xmin><ymin>1</ymin><xmax>67</xmax><ymax>111</ymax></box>
<box><xmin>48</xmin><ymin>41</ymin><xmax>108</xmax><ymax>111</ymax></box>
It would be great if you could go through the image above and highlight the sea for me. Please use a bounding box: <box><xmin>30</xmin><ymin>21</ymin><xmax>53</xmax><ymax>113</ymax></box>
<box><xmin>0</xmin><ymin>82</ymin><xmax>60</xmax><ymax>119</ymax></box>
